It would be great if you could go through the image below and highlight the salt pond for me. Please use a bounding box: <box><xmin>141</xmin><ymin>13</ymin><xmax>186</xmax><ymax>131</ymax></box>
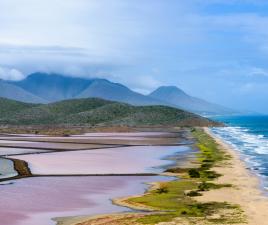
<box><xmin>0</xmin><ymin>176</ymin><xmax>173</xmax><ymax>225</ymax></box>
<box><xmin>0</xmin><ymin>147</ymin><xmax>50</xmax><ymax>156</ymax></box>
<box><xmin>0</xmin><ymin>132</ymin><xmax>191</xmax><ymax>225</ymax></box>
<box><xmin>10</xmin><ymin>146</ymin><xmax>191</xmax><ymax>175</ymax></box>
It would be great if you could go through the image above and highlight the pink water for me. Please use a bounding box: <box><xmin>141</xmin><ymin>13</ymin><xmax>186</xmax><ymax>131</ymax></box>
<box><xmin>73</xmin><ymin>132</ymin><xmax>169</xmax><ymax>137</ymax></box>
<box><xmin>0</xmin><ymin>176</ymin><xmax>172</xmax><ymax>225</ymax></box>
<box><xmin>10</xmin><ymin>146</ymin><xmax>189</xmax><ymax>175</ymax></box>
<box><xmin>0</xmin><ymin>132</ymin><xmax>186</xmax><ymax>225</ymax></box>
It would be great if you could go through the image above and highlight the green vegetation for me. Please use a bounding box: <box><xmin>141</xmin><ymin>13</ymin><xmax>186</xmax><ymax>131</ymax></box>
<box><xmin>188</xmin><ymin>168</ymin><xmax>201</xmax><ymax>178</ymax></box>
<box><xmin>0</xmin><ymin>98</ymin><xmax>37</xmax><ymax>118</ymax></box>
<box><xmin>155</xmin><ymin>183</ymin><xmax>169</xmax><ymax>194</ymax></box>
<box><xmin>0</xmin><ymin>97</ymin><xmax>220</xmax><ymax>127</ymax></box>
<box><xmin>186</xmin><ymin>190</ymin><xmax>202</xmax><ymax>197</ymax></box>
<box><xmin>123</xmin><ymin>129</ymin><xmax>245</xmax><ymax>224</ymax></box>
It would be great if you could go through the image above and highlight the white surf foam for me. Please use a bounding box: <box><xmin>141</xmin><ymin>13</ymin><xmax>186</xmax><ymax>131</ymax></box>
<box><xmin>211</xmin><ymin>127</ymin><xmax>268</xmax><ymax>155</ymax></box>
<box><xmin>210</xmin><ymin>126</ymin><xmax>268</xmax><ymax>189</ymax></box>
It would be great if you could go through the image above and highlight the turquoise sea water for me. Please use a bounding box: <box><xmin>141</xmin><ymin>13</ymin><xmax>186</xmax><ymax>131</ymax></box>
<box><xmin>210</xmin><ymin>115</ymin><xmax>268</xmax><ymax>188</ymax></box>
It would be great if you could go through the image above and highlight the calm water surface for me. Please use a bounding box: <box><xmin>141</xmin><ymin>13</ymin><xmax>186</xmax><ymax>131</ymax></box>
<box><xmin>10</xmin><ymin>146</ymin><xmax>191</xmax><ymax>175</ymax></box>
<box><xmin>0</xmin><ymin>176</ymin><xmax>173</xmax><ymax>225</ymax></box>
<box><xmin>0</xmin><ymin>133</ymin><xmax>190</xmax><ymax>225</ymax></box>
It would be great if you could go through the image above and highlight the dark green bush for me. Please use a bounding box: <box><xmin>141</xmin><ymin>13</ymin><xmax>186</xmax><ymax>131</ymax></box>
<box><xmin>186</xmin><ymin>191</ymin><xmax>202</xmax><ymax>197</ymax></box>
<box><xmin>188</xmin><ymin>168</ymin><xmax>200</xmax><ymax>178</ymax></box>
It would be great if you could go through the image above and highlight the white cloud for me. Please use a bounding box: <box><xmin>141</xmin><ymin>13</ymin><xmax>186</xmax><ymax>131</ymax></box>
<box><xmin>248</xmin><ymin>67</ymin><xmax>268</xmax><ymax>77</ymax></box>
<box><xmin>0</xmin><ymin>0</ymin><xmax>268</xmax><ymax>111</ymax></box>
<box><xmin>0</xmin><ymin>66</ymin><xmax>25</xmax><ymax>80</ymax></box>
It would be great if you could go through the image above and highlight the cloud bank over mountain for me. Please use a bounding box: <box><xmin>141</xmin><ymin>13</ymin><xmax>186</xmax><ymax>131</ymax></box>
<box><xmin>1</xmin><ymin>0</ymin><xmax>268</xmax><ymax>112</ymax></box>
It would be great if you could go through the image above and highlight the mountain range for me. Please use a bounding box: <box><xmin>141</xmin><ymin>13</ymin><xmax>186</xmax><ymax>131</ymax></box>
<box><xmin>0</xmin><ymin>72</ymin><xmax>235</xmax><ymax>115</ymax></box>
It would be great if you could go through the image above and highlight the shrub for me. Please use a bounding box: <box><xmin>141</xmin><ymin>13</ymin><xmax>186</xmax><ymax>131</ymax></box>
<box><xmin>156</xmin><ymin>183</ymin><xmax>169</xmax><ymax>194</ymax></box>
<box><xmin>188</xmin><ymin>169</ymin><xmax>200</xmax><ymax>178</ymax></box>
<box><xmin>202</xmin><ymin>170</ymin><xmax>221</xmax><ymax>179</ymax></box>
<box><xmin>186</xmin><ymin>191</ymin><xmax>202</xmax><ymax>197</ymax></box>
<box><xmin>198</xmin><ymin>182</ymin><xmax>211</xmax><ymax>191</ymax></box>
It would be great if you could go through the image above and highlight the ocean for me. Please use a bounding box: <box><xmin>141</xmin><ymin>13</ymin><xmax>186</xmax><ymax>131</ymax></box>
<box><xmin>210</xmin><ymin>115</ymin><xmax>268</xmax><ymax>189</ymax></box>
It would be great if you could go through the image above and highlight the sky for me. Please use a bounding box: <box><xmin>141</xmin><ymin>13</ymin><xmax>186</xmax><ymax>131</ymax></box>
<box><xmin>1</xmin><ymin>0</ymin><xmax>268</xmax><ymax>113</ymax></box>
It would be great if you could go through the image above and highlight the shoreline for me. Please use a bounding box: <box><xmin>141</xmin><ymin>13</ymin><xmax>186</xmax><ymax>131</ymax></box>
<box><xmin>206</xmin><ymin>128</ymin><xmax>268</xmax><ymax>195</ymax></box>
<box><xmin>204</xmin><ymin>128</ymin><xmax>262</xmax><ymax>190</ymax></box>
<box><xmin>57</xmin><ymin>128</ymin><xmax>268</xmax><ymax>225</ymax></box>
<box><xmin>199</xmin><ymin>128</ymin><xmax>268</xmax><ymax>225</ymax></box>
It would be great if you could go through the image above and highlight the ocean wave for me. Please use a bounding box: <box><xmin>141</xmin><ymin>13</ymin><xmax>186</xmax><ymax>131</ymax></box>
<box><xmin>210</xmin><ymin>126</ymin><xmax>268</xmax><ymax>190</ymax></box>
<box><xmin>211</xmin><ymin>127</ymin><xmax>268</xmax><ymax>155</ymax></box>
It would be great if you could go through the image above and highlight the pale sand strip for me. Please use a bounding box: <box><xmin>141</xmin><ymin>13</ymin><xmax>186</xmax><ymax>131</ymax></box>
<box><xmin>201</xmin><ymin>128</ymin><xmax>268</xmax><ymax>225</ymax></box>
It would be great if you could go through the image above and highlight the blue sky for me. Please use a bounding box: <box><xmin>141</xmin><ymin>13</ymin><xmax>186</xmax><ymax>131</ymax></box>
<box><xmin>0</xmin><ymin>0</ymin><xmax>268</xmax><ymax>113</ymax></box>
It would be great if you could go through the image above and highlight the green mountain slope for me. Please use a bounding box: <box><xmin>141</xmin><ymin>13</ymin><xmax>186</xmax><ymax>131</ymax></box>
<box><xmin>0</xmin><ymin>97</ymin><xmax>220</xmax><ymax>127</ymax></box>
<box><xmin>0</xmin><ymin>98</ymin><xmax>38</xmax><ymax>118</ymax></box>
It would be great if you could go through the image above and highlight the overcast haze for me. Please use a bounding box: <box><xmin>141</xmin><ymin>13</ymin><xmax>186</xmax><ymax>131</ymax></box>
<box><xmin>1</xmin><ymin>0</ymin><xmax>268</xmax><ymax>113</ymax></box>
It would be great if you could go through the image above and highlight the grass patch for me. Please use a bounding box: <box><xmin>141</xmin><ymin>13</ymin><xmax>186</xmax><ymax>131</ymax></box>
<box><xmin>136</xmin><ymin>213</ymin><xmax>177</xmax><ymax>224</ymax></box>
<box><xmin>155</xmin><ymin>183</ymin><xmax>169</xmax><ymax>194</ymax></box>
<box><xmin>197</xmin><ymin>182</ymin><xmax>232</xmax><ymax>192</ymax></box>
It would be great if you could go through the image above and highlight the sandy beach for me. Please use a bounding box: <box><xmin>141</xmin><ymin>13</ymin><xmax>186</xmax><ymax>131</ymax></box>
<box><xmin>58</xmin><ymin>128</ymin><xmax>268</xmax><ymax>225</ymax></box>
<box><xmin>201</xmin><ymin>128</ymin><xmax>268</xmax><ymax>225</ymax></box>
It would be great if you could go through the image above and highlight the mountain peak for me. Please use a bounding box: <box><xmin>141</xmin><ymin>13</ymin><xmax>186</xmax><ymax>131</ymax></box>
<box><xmin>150</xmin><ymin>86</ymin><xmax>188</xmax><ymax>98</ymax></box>
<box><xmin>149</xmin><ymin>85</ymin><xmax>234</xmax><ymax>115</ymax></box>
<box><xmin>77</xmin><ymin>78</ymin><xmax>161</xmax><ymax>106</ymax></box>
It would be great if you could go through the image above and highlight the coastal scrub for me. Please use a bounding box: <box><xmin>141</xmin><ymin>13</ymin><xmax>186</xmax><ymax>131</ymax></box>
<box><xmin>119</xmin><ymin>128</ymin><xmax>245</xmax><ymax>224</ymax></box>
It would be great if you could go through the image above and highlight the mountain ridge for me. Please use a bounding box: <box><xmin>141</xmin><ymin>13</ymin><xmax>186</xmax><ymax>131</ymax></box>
<box><xmin>1</xmin><ymin>72</ymin><xmax>235</xmax><ymax>115</ymax></box>
<box><xmin>149</xmin><ymin>86</ymin><xmax>235</xmax><ymax>115</ymax></box>
<box><xmin>10</xmin><ymin>72</ymin><xmax>93</xmax><ymax>102</ymax></box>
<box><xmin>77</xmin><ymin>79</ymin><xmax>162</xmax><ymax>106</ymax></box>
